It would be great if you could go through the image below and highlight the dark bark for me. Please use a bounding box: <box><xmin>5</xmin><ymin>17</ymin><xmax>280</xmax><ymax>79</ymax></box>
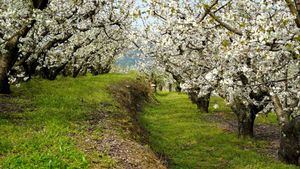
<box><xmin>166</xmin><ymin>69</ymin><xmax>182</xmax><ymax>92</ymax></box>
<box><xmin>20</xmin><ymin>56</ymin><xmax>42</xmax><ymax>80</ymax></box>
<box><xmin>159</xmin><ymin>85</ymin><xmax>163</xmax><ymax>91</ymax></box>
<box><xmin>231</xmin><ymin>98</ymin><xmax>259</xmax><ymax>138</ymax></box>
<box><xmin>0</xmin><ymin>53</ymin><xmax>10</xmax><ymax>94</ymax></box>
<box><xmin>81</xmin><ymin>66</ymin><xmax>88</xmax><ymax>76</ymax></box>
<box><xmin>235</xmin><ymin>108</ymin><xmax>256</xmax><ymax>137</ymax></box>
<box><xmin>168</xmin><ymin>83</ymin><xmax>172</xmax><ymax>92</ymax></box>
<box><xmin>72</xmin><ymin>67</ymin><xmax>81</xmax><ymax>78</ymax></box>
<box><xmin>175</xmin><ymin>83</ymin><xmax>181</xmax><ymax>92</ymax></box>
<box><xmin>100</xmin><ymin>66</ymin><xmax>111</xmax><ymax>74</ymax></box>
<box><xmin>0</xmin><ymin>0</ymin><xmax>50</xmax><ymax>93</ymax></box>
<box><xmin>229</xmin><ymin>88</ymin><xmax>268</xmax><ymax>137</ymax></box>
<box><xmin>271</xmin><ymin>94</ymin><xmax>300</xmax><ymax>165</ymax></box>
<box><xmin>0</xmin><ymin>0</ymin><xmax>49</xmax><ymax>94</ymax></box>
<box><xmin>154</xmin><ymin>82</ymin><xmax>157</xmax><ymax>93</ymax></box>
<box><xmin>0</xmin><ymin>37</ymin><xmax>19</xmax><ymax>94</ymax></box>
<box><xmin>32</xmin><ymin>0</ymin><xmax>49</xmax><ymax>9</ymax></box>
<box><xmin>61</xmin><ymin>68</ymin><xmax>68</xmax><ymax>77</ymax></box>
<box><xmin>40</xmin><ymin>67</ymin><xmax>50</xmax><ymax>79</ymax></box>
<box><xmin>39</xmin><ymin>62</ymin><xmax>68</xmax><ymax>80</ymax></box>
<box><xmin>189</xmin><ymin>91</ymin><xmax>211</xmax><ymax>113</ymax></box>
<box><xmin>0</xmin><ymin>74</ymin><xmax>10</xmax><ymax>94</ymax></box>
<box><xmin>50</xmin><ymin>62</ymin><xmax>68</xmax><ymax>80</ymax></box>
<box><xmin>89</xmin><ymin>65</ymin><xmax>111</xmax><ymax>76</ymax></box>
<box><xmin>278</xmin><ymin>116</ymin><xmax>300</xmax><ymax>166</ymax></box>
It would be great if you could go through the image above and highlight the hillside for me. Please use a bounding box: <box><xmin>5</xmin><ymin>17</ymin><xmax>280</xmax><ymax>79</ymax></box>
<box><xmin>0</xmin><ymin>74</ymin><xmax>165</xmax><ymax>168</ymax></box>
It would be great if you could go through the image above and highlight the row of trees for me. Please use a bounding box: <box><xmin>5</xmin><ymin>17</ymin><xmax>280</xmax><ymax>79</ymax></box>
<box><xmin>0</xmin><ymin>0</ymin><xmax>133</xmax><ymax>94</ymax></box>
<box><xmin>1</xmin><ymin>0</ymin><xmax>299</xmax><ymax>166</ymax></box>
<box><xmin>134</xmin><ymin>0</ymin><xmax>300</xmax><ymax>165</ymax></box>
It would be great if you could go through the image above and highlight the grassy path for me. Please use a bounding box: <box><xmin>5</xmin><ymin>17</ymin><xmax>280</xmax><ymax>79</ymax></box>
<box><xmin>141</xmin><ymin>92</ymin><xmax>298</xmax><ymax>169</ymax></box>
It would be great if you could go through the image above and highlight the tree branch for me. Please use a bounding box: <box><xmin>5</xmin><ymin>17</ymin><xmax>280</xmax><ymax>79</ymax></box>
<box><xmin>208</xmin><ymin>12</ymin><xmax>243</xmax><ymax>36</ymax></box>
<box><xmin>285</xmin><ymin>0</ymin><xmax>300</xmax><ymax>27</ymax></box>
<box><xmin>197</xmin><ymin>0</ymin><xmax>218</xmax><ymax>23</ymax></box>
<box><xmin>32</xmin><ymin>0</ymin><xmax>49</xmax><ymax>10</ymax></box>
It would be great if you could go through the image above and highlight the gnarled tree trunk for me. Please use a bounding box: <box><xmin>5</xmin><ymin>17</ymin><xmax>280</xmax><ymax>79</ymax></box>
<box><xmin>189</xmin><ymin>91</ymin><xmax>211</xmax><ymax>113</ymax></box>
<box><xmin>278</xmin><ymin>117</ymin><xmax>300</xmax><ymax>166</ymax></box>
<box><xmin>272</xmin><ymin>95</ymin><xmax>300</xmax><ymax>166</ymax></box>
<box><xmin>175</xmin><ymin>82</ymin><xmax>181</xmax><ymax>92</ymax></box>
<box><xmin>0</xmin><ymin>37</ymin><xmax>19</xmax><ymax>94</ymax></box>
<box><xmin>1</xmin><ymin>1</ymin><xmax>49</xmax><ymax>93</ymax></box>
<box><xmin>230</xmin><ymin>97</ymin><xmax>264</xmax><ymax>138</ymax></box>
<box><xmin>231</xmin><ymin>101</ymin><xmax>255</xmax><ymax>137</ymax></box>
<box><xmin>72</xmin><ymin>65</ymin><xmax>82</xmax><ymax>78</ymax></box>
<box><xmin>0</xmin><ymin>54</ymin><xmax>10</xmax><ymax>94</ymax></box>
<box><xmin>168</xmin><ymin>83</ymin><xmax>172</xmax><ymax>92</ymax></box>
<box><xmin>236</xmin><ymin>109</ymin><xmax>256</xmax><ymax>137</ymax></box>
<box><xmin>159</xmin><ymin>85</ymin><xmax>163</xmax><ymax>91</ymax></box>
<box><xmin>0</xmin><ymin>0</ymin><xmax>49</xmax><ymax>94</ymax></box>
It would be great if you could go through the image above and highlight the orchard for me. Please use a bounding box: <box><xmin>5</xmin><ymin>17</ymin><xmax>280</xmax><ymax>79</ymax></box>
<box><xmin>0</xmin><ymin>0</ymin><xmax>299</xmax><ymax>168</ymax></box>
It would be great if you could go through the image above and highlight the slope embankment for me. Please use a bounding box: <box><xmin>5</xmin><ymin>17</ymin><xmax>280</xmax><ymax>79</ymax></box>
<box><xmin>0</xmin><ymin>74</ymin><xmax>166</xmax><ymax>169</ymax></box>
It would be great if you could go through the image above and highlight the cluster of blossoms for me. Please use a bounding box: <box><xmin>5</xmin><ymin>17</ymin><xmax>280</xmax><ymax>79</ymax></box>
<box><xmin>0</xmin><ymin>0</ymin><xmax>133</xmax><ymax>84</ymax></box>
<box><xmin>135</xmin><ymin>0</ymin><xmax>300</xmax><ymax>121</ymax></box>
<box><xmin>133</xmin><ymin>0</ymin><xmax>300</xmax><ymax>165</ymax></box>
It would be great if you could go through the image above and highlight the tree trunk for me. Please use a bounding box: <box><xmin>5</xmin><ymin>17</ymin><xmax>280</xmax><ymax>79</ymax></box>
<box><xmin>101</xmin><ymin>66</ymin><xmax>111</xmax><ymax>74</ymax></box>
<box><xmin>0</xmin><ymin>36</ymin><xmax>20</xmax><ymax>94</ymax></box>
<box><xmin>0</xmin><ymin>73</ymin><xmax>10</xmax><ymax>94</ymax></box>
<box><xmin>236</xmin><ymin>109</ymin><xmax>256</xmax><ymax>138</ymax></box>
<box><xmin>159</xmin><ymin>85</ymin><xmax>163</xmax><ymax>91</ymax></box>
<box><xmin>197</xmin><ymin>93</ymin><xmax>211</xmax><ymax>113</ymax></box>
<box><xmin>272</xmin><ymin>95</ymin><xmax>290</xmax><ymax>128</ymax></box>
<box><xmin>175</xmin><ymin>82</ymin><xmax>181</xmax><ymax>92</ymax></box>
<box><xmin>168</xmin><ymin>83</ymin><xmax>172</xmax><ymax>92</ymax></box>
<box><xmin>40</xmin><ymin>67</ymin><xmax>50</xmax><ymax>79</ymax></box>
<box><xmin>278</xmin><ymin>116</ymin><xmax>300</xmax><ymax>166</ymax></box>
<box><xmin>72</xmin><ymin>65</ymin><xmax>82</xmax><ymax>78</ymax></box>
<box><xmin>61</xmin><ymin>68</ymin><xmax>68</xmax><ymax>77</ymax></box>
<box><xmin>48</xmin><ymin>62</ymin><xmax>68</xmax><ymax>80</ymax></box>
<box><xmin>72</xmin><ymin>69</ymin><xmax>81</xmax><ymax>78</ymax></box>
<box><xmin>231</xmin><ymin>97</ymin><xmax>256</xmax><ymax>138</ymax></box>
<box><xmin>0</xmin><ymin>52</ymin><xmax>11</xmax><ymax>94</ymax></box>
<box><xmin>81</xmin><ymin>66</ymin><xmax>87</xmax><ymax>76</ymax></box>
<box><xmin>189</xmin><ymin>91</ymin><xmax>211</xmax><ymax>113</ymax></box>
<box><xmin>90</xmin><ymin>66</ymin><xmax>99</xmax><ymax>76</ymax></box>
<box><xmin>272</xmin><ymin>94</ymin><xmax>300</xmax><ymax>165</ymax></box>
<box><xmin>154</xmin><ymin>85</ymin><xmax>157</xmax><ymax>93</ymax></box>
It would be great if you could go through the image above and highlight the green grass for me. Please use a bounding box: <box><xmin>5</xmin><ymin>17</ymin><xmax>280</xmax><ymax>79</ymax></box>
<box><xmin>208</xmin><ymin>96</ymin><xmax>232</xmax><ymax>113</ymax></box>
<box><xmin>0</xmin><ymin>73</ymin><xmax>135</xmax><ymax>168</ymax></box>
<box><xmin>0</xmin><ymin>74</ymin><xmax>292</xmax><ymax>168</ymax></box>
<box><xmin>141</xmin><ymin>92</ymin><xmax>298</xmax><ymax>169</ymax></box>
<box><xmin>256</xmin><ymin>113</ymin><xmax>278</xmax><ymax>125</ymax></box>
